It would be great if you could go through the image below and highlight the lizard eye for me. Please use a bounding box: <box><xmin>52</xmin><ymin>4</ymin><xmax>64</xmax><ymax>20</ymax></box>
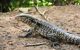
<box><xmin>16</xmin><ymin>17</ymin><xmax>21</xmax><ymax>21</ymax></box>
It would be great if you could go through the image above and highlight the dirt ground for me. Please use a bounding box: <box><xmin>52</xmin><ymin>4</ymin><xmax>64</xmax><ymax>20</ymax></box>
<box><xmin>0</xmin><ymin>5</ymin><xmax>80</xmax><ymax>50</ymax></box>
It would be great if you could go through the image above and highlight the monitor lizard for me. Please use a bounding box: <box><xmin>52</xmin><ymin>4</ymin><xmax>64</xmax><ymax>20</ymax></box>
<box><xmin>15</xmin><ymin>13</ymin><xmax>80</xmax><ymax>45</ymax></box>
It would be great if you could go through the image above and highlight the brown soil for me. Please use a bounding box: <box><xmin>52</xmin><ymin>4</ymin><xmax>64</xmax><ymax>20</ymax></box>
<box><xmin>0</xmin><ymin>5</ymin><xmax>80</xmax><ymax>50</ymax></box>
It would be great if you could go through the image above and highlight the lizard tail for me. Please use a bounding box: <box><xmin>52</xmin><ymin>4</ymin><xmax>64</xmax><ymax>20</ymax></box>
<box><xmin>59</xmin><ymin>32</ymin><xmax>80</xmax><ymax>44</ymax></box>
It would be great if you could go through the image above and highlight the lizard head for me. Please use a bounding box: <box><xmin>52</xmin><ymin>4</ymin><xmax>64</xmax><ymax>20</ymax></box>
<box><xmin>15</xmin><ymin>13</ymin><xmax>37</xmax><ymax>26</ymax></box>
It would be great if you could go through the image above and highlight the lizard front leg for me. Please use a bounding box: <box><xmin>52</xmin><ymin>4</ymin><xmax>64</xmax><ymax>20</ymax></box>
<box><xmin>18</xmin><ymin>28</ymin><xmax>35</xmax><ymax>38</ymax></box>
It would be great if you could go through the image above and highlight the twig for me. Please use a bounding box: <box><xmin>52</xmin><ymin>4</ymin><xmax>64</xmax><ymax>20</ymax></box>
<box><xmin>32</xmin><ymin>0</ymin><xmax>48</xmax><ymax>20</ymax></box>
<box><xmin>34</xmin><ymin>6</ymin><xmax>47</xmax><ymax>20</ymax></box>
<box><xmin>24</xmin><ymin>42</ymin><xmax>46</xmax><ymax>47</ymax></box>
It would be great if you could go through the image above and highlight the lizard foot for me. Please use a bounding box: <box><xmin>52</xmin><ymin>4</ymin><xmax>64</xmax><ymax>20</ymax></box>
<box><xmin>18</xmin><ymin>29</ymin><xmax>33</xmax><ymax>38</ymax></box>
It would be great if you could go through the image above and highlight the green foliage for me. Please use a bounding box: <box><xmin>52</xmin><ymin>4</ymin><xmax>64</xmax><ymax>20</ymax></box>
<box><xmin>1</xmin><ymin>0</ymin><xmax>80</xmax><ymax>11</ymax></box>
<box><xmin>11</xmin><ymin>0</ymin><xmax>52</xmax><ymax>7</ymax></box>
<box><xmin>10</xmin><ymin>0</ymin><xmax>53</xmax><ymax>10</ymax></box>
<box><xmin>74</xmin><ymin>0</ymin><xmax>80</xmax><ymax>5</ymax></box>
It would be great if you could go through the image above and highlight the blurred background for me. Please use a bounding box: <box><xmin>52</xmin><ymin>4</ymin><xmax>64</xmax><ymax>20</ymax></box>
<box><xmin>0</xmin><ymin>0</ymin><xmax>80</xmax><ymax>12</ymax></box>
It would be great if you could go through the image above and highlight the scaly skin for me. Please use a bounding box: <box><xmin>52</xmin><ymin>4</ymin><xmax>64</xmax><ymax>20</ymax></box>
<box><xmin>15</xmin><ymin>13</ymin><xmax>80</xmax><ymax>44</ymax></box>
